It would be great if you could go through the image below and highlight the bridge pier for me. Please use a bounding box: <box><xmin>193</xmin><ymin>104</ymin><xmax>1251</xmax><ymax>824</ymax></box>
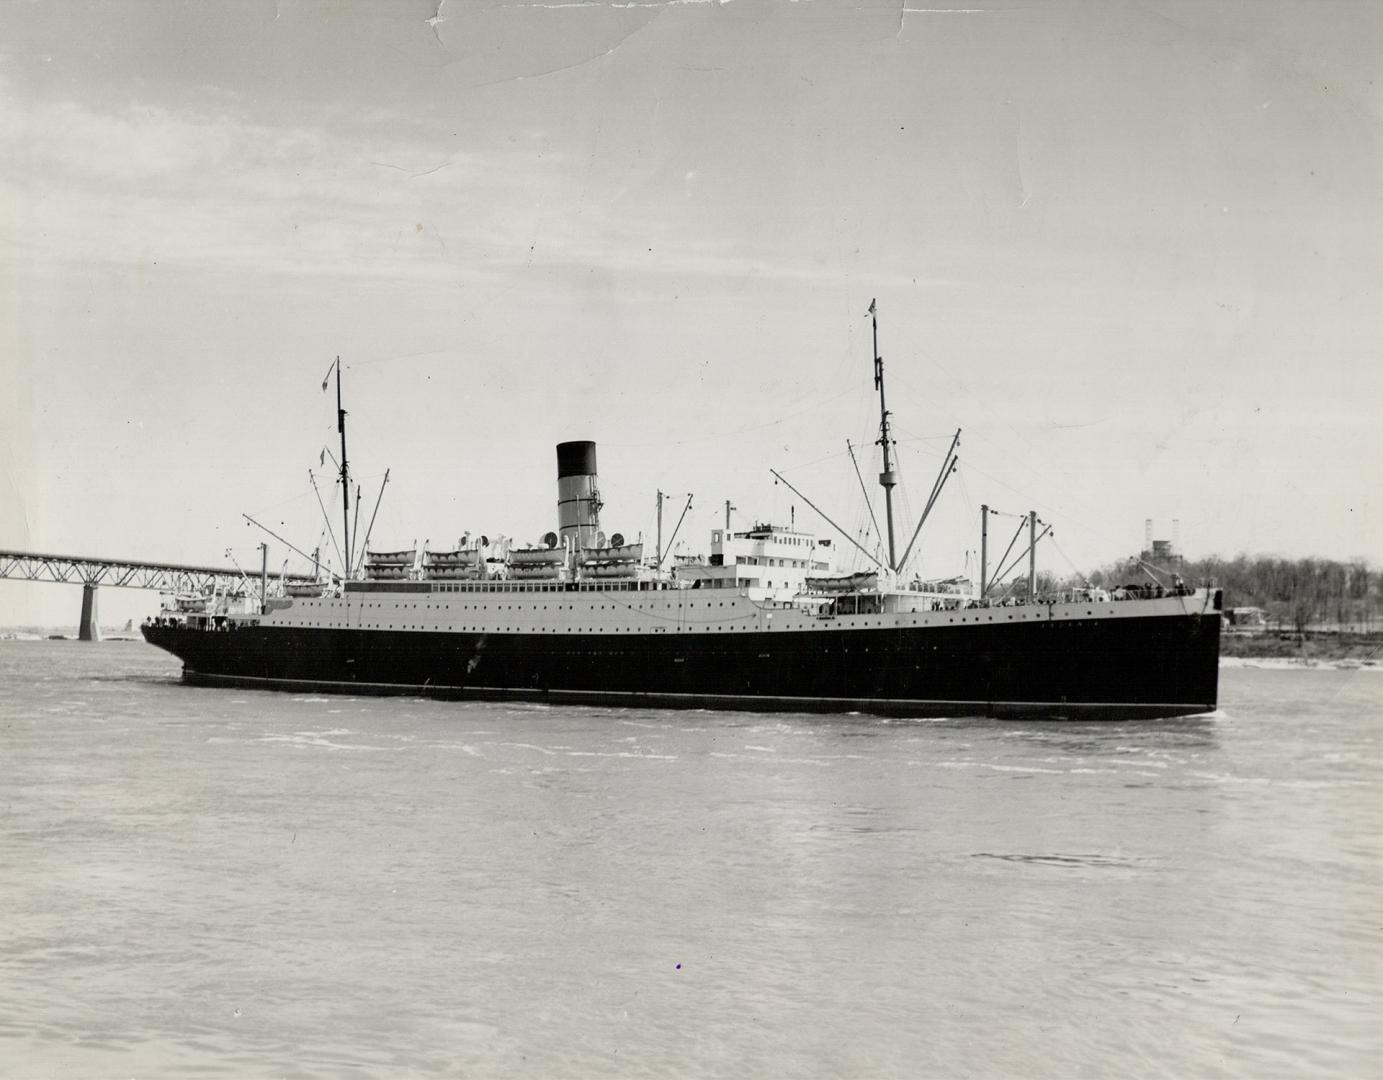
<box><xmin>79</xmin><ymin>583</ymin><xmax>101</xmax><ymax>642</ymax></box>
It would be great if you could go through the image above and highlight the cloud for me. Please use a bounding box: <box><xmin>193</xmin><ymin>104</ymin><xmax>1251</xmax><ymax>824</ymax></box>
<box><xmin>0</xmin><ymin>82</ymin><xmax>898</xmax><ymax>292</ymax></box>
<box><xmin>0</xmin><ymin>87</ymin><xmax>514</xmax><ymax>281</ymax></box>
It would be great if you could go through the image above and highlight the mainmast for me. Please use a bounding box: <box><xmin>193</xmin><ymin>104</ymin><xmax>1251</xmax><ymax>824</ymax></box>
<box><xmin>335</xmin><ymin>357</ymin><xmax>352</xmax><ymax>577</ymax></box>
<box><xmin>869</xmin><ymin>299</ymin><xmax>898</xmax><ymax>572</ymax></box>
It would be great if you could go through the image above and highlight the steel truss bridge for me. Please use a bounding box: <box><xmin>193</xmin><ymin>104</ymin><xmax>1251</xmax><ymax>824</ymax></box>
<box><xmin>0</xmin><ymin>549</ymin><xmax>318</xmax><ymax>640</ymax></box>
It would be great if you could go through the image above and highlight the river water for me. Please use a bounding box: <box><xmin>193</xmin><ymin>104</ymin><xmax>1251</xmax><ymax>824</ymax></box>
<box><xmin>1</xmin><ymin>641</ymin><xmax>1378</xmax><ymax>1078</ymax></box>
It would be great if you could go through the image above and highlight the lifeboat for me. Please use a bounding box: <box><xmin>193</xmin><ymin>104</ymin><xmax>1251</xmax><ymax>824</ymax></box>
<box><xmin>364</xmin><ymin>549</ymin><xmax>416</xmax><ymax>581</ymax></box>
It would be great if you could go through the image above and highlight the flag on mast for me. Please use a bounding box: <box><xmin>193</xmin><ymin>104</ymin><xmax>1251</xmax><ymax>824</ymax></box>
<box><xmin>321</xmin><ymin>358</ymin><xmax>336</xmax><ymax>392</ymax></box>
<box><xmin>867</xmin><ymin>298</ymin><xmax>876</xmax><ymax>317</ymax></box>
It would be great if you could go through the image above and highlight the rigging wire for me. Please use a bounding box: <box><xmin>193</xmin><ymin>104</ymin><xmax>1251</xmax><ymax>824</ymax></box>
<box><xmin>340</xmin><ymin>347</ymin><xmax>455</xmax><ymax>370</ymax></box>
<box><xmin>308</xmin><ymin>470</ymin><xmax>346</xmax><ymax>575</ymax></box>
<box><xmin>956</xmin><ymin>466</ymin><xmax>976</xmax><ymax>526</ymax></box>
<box><xmin>1050</xmin><ymin>534</ymin><xmax>1093</xmax><ymax>587</ymax></box>
<box><xmin>887</xmin><ymin>361</ymin><xmax>1047</xmax><ymax>472</ymax></box>
<box><xmin>990</xmin><ymin>522</ymin><xmax>1052</xmax><ymax>590</ymax></box>
<box><xmin>604</xmin><ymin>386</ymin><xmax>860</xmax><ymax>449</ymax></box>
<box><xmin>845</xmin><ymin>440</ymin><xmax>883</xmax><ymax>552</ymax></box>
<box><xmin>897</xmin><ymin>430</ymin><xmax>960</xmax><ymax>578</ymax></box>
<box><xmin>775</xmin><ymin>445</ymin><xmax>862</xmax><ymax>474</ymax></box>
<box><xmin>985</xmin><ymin>517</ymin><xmax>1027</xmax><ymax>596</ymax></box>
<box><xmin>880</xmin><ymin>359</ymin><xmax>1159</xmax><ymax>571</ymax></box>
<box><xmin>952</xmin><ymin>425</ymin><xmax>1165</xmax><ymax>561</ymax></box>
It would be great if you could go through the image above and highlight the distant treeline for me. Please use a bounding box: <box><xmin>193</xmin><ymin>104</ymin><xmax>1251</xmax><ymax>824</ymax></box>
<box><xmin>1085</xmin><ymin>555</ymin><xmax>1380</xmax><ymax>633</ymax></box>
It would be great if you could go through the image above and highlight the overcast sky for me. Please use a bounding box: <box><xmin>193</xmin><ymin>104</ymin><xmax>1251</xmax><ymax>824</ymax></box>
<box><xmin>2</xmin><ymin>0</ymin><xmax>1380</xmax><ymax>627</ymax></box>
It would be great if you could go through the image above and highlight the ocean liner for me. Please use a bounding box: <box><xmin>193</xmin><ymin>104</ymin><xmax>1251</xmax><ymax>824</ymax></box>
<box><xmin>143</xmin><ymin>306</ymin><xmax>1221</xmax><ymax>719</ymax></box>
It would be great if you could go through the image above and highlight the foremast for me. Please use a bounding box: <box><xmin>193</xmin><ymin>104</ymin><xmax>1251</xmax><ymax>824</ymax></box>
<box><xmin>334</xmin><ymin>357</ymin><xmax>352</xmax><ymax>577</ymax></box>
<box><xmin>869</xmin><ymin>299</ymin><xmax>898</xmax><ymax>572</ymax></box>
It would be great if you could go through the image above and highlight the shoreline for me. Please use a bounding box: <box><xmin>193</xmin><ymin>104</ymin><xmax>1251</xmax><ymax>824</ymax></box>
<box><xmin>1220</xmin><ymin>655</ymin><xmax>1379</xmax><ymax>671</ymax></box>
<box><xmin>1221</xmin><ymin>630</ymin><xmax>1382</xmax><ymax>665</ymax></box>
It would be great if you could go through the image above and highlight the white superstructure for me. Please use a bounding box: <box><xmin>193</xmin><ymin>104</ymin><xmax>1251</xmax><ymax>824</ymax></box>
<box><xmin>674</xmin><ymin>523</ymin><xmax>835</xmax><ymax>600</ymax></box>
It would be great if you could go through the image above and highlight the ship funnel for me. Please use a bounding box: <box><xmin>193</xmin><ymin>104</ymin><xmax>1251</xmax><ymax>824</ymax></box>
<box><xmin>556</xmin><ymin>440</ymin><xmax>602</xmax><ymax>547</ymax></box>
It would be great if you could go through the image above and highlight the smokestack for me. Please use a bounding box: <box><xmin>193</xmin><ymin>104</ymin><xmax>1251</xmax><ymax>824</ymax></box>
<box><xmin>556</xmin><ymin>440</ymin><xmax>601</xmax><ymax>547</ymax></box>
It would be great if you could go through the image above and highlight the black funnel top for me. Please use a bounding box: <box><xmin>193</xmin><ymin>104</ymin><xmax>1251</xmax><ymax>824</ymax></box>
<box><xmin>556</xmin><ymin>441</ymin><xmax>598</xmax><ymax>479</ymax></box>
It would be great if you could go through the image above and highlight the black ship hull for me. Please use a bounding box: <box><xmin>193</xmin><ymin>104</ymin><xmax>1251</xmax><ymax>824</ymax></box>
<box><xmin>143</xmin><ymin>610</ymin><xmax>1220</xmax><ymax>720</ymax></box>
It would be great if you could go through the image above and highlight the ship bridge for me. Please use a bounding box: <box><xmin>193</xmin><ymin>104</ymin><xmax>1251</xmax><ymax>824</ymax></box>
<box><xmin>676</xmin><ymin>523</ymin><xmax>835</xmax><ymax>598</ymax></box>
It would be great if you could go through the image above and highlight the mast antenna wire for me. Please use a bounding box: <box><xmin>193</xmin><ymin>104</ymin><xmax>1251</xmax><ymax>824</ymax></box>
<box><xmin>846</xmin><ymin>439</ymin><xmax>883</xmax><ymax>552</ymax></box>
<box><xmin>771</xmin><ymin>469</ymin><xmax>885</xmax><ymax>572</ymax></box>
<box><xmin>243</xmin><ymin>514</ymin><xmax>339</xmax><ymax>583</ymax></box>
<box><xmin>222</xmin><ymin>548</ymin><xmax>254</xmax><ymax>594</ymax></box>
<box><xmin>355</xmin><ymin>468</ymin><xmax>392</xmax><ymax>578</ymax></box>
<box><xmin>308</xmin><ymin>468</ymin><xmax>346</xmax><ymax>575</ymax></box>
<box><xmin>898</xmin><ymin>428</ymin><xmax>961</xmax><ymax>574</ymax></box>
<box><xmin>657</xmin><ymin>494</ymin><xmax>694</xmax><ymax>571</ymax></box>
<box><xmin>1050</xmin><ymin>534</ymin><xmax>1092</xmax><ymax>587</ymax></box>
